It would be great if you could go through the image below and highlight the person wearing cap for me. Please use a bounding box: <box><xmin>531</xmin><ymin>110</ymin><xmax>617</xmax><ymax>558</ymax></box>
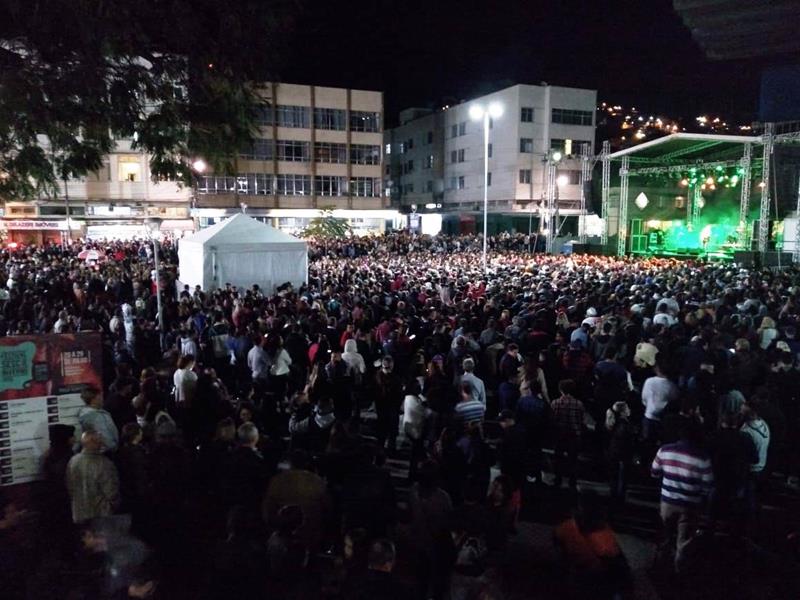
<box><xmin>66</xmin><ymin>431</ymin><xmax>120</xmax><ymax>523</ymax></box>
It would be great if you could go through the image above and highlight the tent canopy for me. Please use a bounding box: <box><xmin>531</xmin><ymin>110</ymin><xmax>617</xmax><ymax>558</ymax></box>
<box><xmin>178</xmin><ymin>214</ymin><xmax>308</xmax><ymax>292</ymax></box>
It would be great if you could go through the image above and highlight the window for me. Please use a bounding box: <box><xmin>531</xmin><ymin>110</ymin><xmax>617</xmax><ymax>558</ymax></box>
<box><xmin>276</xmin><ymin>174</ymin><xmax>311</xmax><ymax>195</ymax></box>
<box><xmin>457</xmin><ymin>176</ymin><xmax>465</xmax><ymax>189</ymax></box>
<box><xmin>449</xmin><ymin>176</ymin><xmax>457</xmax><ymax>190</ymax></box>
<box><xmin>276</xmin><ymin>140</ymin><xmax>310</xmax><ymax>162</ymax></box>
<box><xmin>350</xmin><ymin>144</ymin><xmax>381</xmax><ymax>165</ymax></box>
<box><xmin>426</xmin><ymin>131</ymin><xmax>433</xmax><ymax>144</ymax></box>
<box><xmin>255</xmin><ymin>104</ymin><xmax>274</xmax><ymax>126</ymax></box>
<box><xmin>239</xmin><ymin>138</ymin><xmax>274</xmax><ymax>160</ymax></box>
<box><xmin>424</xmin><ymin>155</ymin><xmax>433</xmax><ymax>169</ymax></box>
<box><xmin>276</xmin><ymin>105</ymin><xmax>310</xmax><ymax>128</ymax></box>
<box><xmin>405</xmin><ymin>160</ymin><xmax>414</xmax><ymax>173</ymax></box>
<box><xmin>488</xmin><ymin>143</ymin><xmax>493</xmax><ymax>158</ymax></box>
<box><xmin>550</xmin><ymin>138</ymin><xmax>565</xmax><ymax>151</ymax></box>
<box><xmin>425</xmin><ymin>180</ymin><xmax>433</xmax><ymax>192</ymax></box>
<box><xmin>519</xmin><ymin>169</ymin><xmax>531</xmax><ymax>184</ymax></box>
<box><xmin>118</xmin><ymin>156</ymin><xmax>142</xmax><ymax>182</ymax></box>
<box><xmin>198</xmin><ymin>173</ymin><xmax>273</xmax><ymax>195</ymax></box>
<box><xmin>450</xmin><ymin>150</ymin><xmax>457</xmax><ymax>163</ymax></box>
<box><xmin>406</xmin><ymin>138</ymin><xmax>414</xmax><ymax>150</ymax></box>
<box><xmin>457</xmin><ymin>148</ymin><xmax>465</xmax><ymax>163</ymax></box>
<box><xmin>551</xmin><ymin>108</ymin><xmax>593</xmax><ymax>125</ymax></box>
<box><xmin>451</xmin><ymin>124</ymin><xmax>458</xmax><ymax>138</ymax></box>
<box><xmin>385</xmin><ymin>143</ymin><xmax>391</xmax><ymax>155</ymax></box>
<box><xmin>350</xmin><ymin>177</ymin><xmax>380</xmax><ymax>197</ymax></box>
<box><xmin>350</xmin><ymin>111</ymin><xmax>381</xmax><ymax>132</ymax></box>
<box><xmin>314</xmin><ymin>142</ymin><xmax>347</xmax><ymax>163</ymax></box>
<box><xmin>314</xmin><ymin>107</ymin><xmax>347</xmax><ymax>130</ymax></box>
<box><xmin>489</xmin><ymin>117</ymin><xmax>494</xmax><ymax>129</ymax></box>
<box><xmin>487</xmin><ymin>172</ymin><xmax>492</xmax><ymax>186</ymax></box>
<box><xmin>566</xmin><ymin>170</ymin><xmax>581</xmax><ymax>185</ymax></box>
<box><xmin>521</xmin><ymin>107</ymin><xmax>534</xmax><ymax>122</ymax></box>
<box><xmin>519</xmin><ymin>138</ymin><xmax>533</xmax><ymax>153</ymax></box>
<box><xmin>315</xmin><ymin>175</ymin><xmax>347</xmax><ymax>196</ymax></box>
<box><xmin>458</xmin><ymin>122</ymin><xmax>466</xmax><ymax>136</ymax></box>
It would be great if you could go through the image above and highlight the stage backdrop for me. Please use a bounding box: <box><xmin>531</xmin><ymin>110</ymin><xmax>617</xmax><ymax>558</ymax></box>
<box><xmin>0</xmin><ymin>333</ymin><xmax>103</xmax><ymax>486</ymax></box>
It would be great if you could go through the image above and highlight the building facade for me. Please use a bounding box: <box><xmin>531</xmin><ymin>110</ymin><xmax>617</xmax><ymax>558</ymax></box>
<box><xmin>196</xmin><ymin>83</ymin><xmax>396</xmax><ymax>235</ymax></box>
<box><xmin>385</xmin><ymin>83</ymin><xmax>597</xmax><ymax>233</ymax></box>
<box><xmin>3</xmin><ymin>138</ymin><xmax>192</xmax><ymax>244</ymax></box>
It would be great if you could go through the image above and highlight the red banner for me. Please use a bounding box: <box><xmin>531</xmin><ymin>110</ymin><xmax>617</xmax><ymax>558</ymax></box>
<box><xmin>0</xmin><ymin>333</ymin><xmax>103</xmax><ymax>486</ymax></box>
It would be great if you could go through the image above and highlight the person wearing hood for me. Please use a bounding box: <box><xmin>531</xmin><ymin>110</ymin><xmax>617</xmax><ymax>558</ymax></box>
<box><xmin>740</xmin><ymin>401</ymin><xmax>770</xmax><ymax>478</ymax></box>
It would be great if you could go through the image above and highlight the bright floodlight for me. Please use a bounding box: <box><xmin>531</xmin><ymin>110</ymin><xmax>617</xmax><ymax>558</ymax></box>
<box><xmin>488</xmin><ymin>102</ymin><xmax>503</xmax><ymax>118</ymax></box>
<box><xmin>556</xmin><ymin>174</ymin><xmax>569</xmax><ymax>187</ymax></box>
<box><xmin>551</xmin><ymin>151</ymin><xmax>562</xmax><ymax>162</ymax></box>
<box><xmin>469</xmin><ymin>105</ymin><xmax>484</xmax><ymax>121</ymax></box>
<box><xmin>192</xmin><ymin>158</ymin><xmax>207</xmax><ymax>173</ymax></box>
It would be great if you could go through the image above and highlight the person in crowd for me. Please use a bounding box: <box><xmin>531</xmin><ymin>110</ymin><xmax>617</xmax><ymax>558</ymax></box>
<box><xmin>641</xmin><ymin>359</ymin><xmax>679</xmax><ymax>448</ymax></box>
<box><xmin>651</xmin><ymin>422</ymin><xmax>714</xmax><ymax>564</ymax></box>
<box><xmin>77</xmin><ymin>386</ymin><xmax>119</xmax><ymax>453</ymax></box>
<box><xmin>375</xmin><ymin>356</ymin><xmax>404</xmax><ymax>453</ymax></box>
<box><xmin>605</xmin><ymin>401</ymin><xmax>635</xmax><ymax>510</ymax></box>
<box><xmin>551</xmin><ymin>379</ymin><xmax>585</xmax><ymax>489</ymax></box>
<box><xmin>66</xmin><ymin>431</ymin><xmax>120</xmax><ymax>523</ymax></box>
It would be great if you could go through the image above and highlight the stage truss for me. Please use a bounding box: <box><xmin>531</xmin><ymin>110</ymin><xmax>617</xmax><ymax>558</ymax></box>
<box><xmin>597</xmin><ymin>131</ymin><xmax>798</xmax><ymax>259</ymax></box>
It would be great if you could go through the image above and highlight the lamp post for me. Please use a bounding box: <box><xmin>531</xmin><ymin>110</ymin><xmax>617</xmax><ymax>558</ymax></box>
<box><xmin>145</xmin><ymin>217</ymin><xmax>164</xmax><ymax>351</ymax></box>
<box><xmin>190</xmin><ymin>159</ymin><xmax>207</xmax><ymax>229</ymax></box>
<box><xmin>469</xmin><ymin>102</ymin><xmax>503</xmax><ymax>274</ymax></box>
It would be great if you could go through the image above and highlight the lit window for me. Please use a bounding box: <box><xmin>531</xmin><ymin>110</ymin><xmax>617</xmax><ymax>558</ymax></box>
<box><xmin>118</xmin><ymin>156</ymin><xmax>141</xmax><ymax>182</ymax></box>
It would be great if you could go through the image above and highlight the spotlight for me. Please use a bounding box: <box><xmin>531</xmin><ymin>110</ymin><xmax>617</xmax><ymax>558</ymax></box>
<box><xmin>679</xmin><ymin>178</ymin><xmax>689</xmax><ymax>187</ymax></box>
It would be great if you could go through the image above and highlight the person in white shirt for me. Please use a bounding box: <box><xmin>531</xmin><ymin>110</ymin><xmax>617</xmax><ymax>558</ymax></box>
<box><xmin>641</xmin><ymin>363</ymin><xmax>679</xmax><ymax>442</ymax></box>
<box><xmin>173</xmin><ymin>354</ymin><xmax>198</xmax><ymax>407</ymax></box>
<box><xmin>402</xmin><ymin>379</ymin><xmax>430</xmax><ymax>480</ymax></box>
<box><xmin>267</xmin><ymin>334</ymin><xmax>292</xmax><ymax>406</ymax></box>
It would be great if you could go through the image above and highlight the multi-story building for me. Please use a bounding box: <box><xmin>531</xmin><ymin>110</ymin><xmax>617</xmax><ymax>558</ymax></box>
<box><xmin>196</xmin><ymin>82</ymin><xmax>397</xmax><ymax>234</ymax></box>
<box><xmin>385</xmin><ymin>83</ymin><xmax>597</xmax><ymax>234</ymax></box>
<box><xmin>3</xmin><ymin>138</ymin><xmax>192</xmax><ymax>245</ymax></box>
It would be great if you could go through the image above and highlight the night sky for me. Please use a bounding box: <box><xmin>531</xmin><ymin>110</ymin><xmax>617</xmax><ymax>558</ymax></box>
<box><xmin>285</xmin><ymin>0</ymin><xmax>766</xmax><ymax>125</ymax></box>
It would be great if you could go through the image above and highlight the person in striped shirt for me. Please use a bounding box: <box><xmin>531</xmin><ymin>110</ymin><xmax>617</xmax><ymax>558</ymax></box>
<box><xmin>651</xmin><ymin>422</ymin><xmax>713</xmax><ymax>561</ymax></box>
<box><xmin>454</xmin><ymin>381</ymin><xmax>486</xmax><ymax>426</ymax></box>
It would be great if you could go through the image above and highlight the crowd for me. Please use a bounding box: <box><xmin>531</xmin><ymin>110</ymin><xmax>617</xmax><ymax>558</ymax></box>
<box><xmin>1</xmin><ymin>230</ymin><xmax>800</xmax><ymax>599</ymax></box>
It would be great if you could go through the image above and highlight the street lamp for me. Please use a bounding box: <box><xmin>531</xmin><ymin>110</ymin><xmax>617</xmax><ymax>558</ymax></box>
<box><xmin>145</xmin><ymin>217</ymin><xmax>164</xmax><ymax>351</ymax></box>
<box><xmin>556</xmin><ymin>174</ymin><xmax>569</xmax><ymax>187</ymax></box>
<box><xmin>469</xmin><ymin>101</ymin><xmax>503</xmax><ymax>274</ymax></box>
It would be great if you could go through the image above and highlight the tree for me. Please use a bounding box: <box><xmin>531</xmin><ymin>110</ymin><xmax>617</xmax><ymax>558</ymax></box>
<box><xmin>302</xmin><ymin>207</ymin><xmax>352</xmax><ymax>238</ymax></box>
<box><xmin>0</xmin><ymin>0</ymin><xmax>297</xmax><ymax>200</ymax></box>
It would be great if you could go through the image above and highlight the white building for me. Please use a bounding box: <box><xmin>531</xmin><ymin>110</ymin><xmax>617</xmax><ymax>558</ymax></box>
<box><xmin>386</xmin><ymin>83</ymin><xmax>597</xmax><ymax>232</ymax></box>
<box><xmin>196</xmin><ymin>82</ymin><xmax>398</xmax><ymax>235</ymax></box>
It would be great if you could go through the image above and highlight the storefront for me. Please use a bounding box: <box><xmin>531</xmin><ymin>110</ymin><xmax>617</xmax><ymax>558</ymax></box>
<box><xmin>2</xmin><ymin>219</ymin><xmax>83</xmax><ymax>246</ymax></box>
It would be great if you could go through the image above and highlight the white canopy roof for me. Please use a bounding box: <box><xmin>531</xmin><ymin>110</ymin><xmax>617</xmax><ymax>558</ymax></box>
<box><xmin>180</xmin><ymin>213</ymin><xmax>306</xmax><ymax>251</ymax></box>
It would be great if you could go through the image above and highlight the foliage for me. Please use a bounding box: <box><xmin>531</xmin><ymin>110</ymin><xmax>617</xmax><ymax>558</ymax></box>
<box><xmin>302</xmin><ymin>207</ymin><xmax>352</xmax><ymax>239</ymax></box>
<box><xmin>0</xmin><ymin>0</ymin><xmax>297</xmax><ymax>200</ymax></box>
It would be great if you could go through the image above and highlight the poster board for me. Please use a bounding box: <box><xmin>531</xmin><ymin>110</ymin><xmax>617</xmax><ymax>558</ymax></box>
<box><xmin>0</xmin><ymin>333</ymin><xmax>103</xmax><ymax>486</ymax></box>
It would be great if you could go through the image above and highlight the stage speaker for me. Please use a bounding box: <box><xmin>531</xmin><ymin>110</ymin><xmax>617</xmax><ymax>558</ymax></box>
<box><xmin>761</xmin><ymin>251</ymin><xmax>793</xmax><ymax>267</ymax></box>
<box><xmin>733</xmin><ymin>251</ymin><xmax>757</xmax><ymax>267</ymax></box>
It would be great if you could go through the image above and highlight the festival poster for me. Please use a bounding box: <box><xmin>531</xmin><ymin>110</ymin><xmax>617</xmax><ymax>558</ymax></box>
<box><xmin>0</xmin><ymin>334</ymin><xmax>103</xmax><ymax>486</ymax></box>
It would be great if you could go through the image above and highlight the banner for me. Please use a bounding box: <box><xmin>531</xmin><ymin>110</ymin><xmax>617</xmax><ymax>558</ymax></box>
<box><xmin>0</xmin><ymin>333</ymin><xmax>103</xmax><ymax>486</ymax></box>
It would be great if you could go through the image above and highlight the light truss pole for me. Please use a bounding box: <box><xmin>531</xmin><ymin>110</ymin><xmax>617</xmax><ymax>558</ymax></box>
<box><xmin>690</xmin><ymin>184</ymin><xmax>702</xmax><ymax>228</ymax></box>
<box><xmin>544</xmin><ymin>159</ymin><xmax>558</xmax><ymax>253</ymax></box>
<box><xmin>600</xmin><ymin>141</ymin><xmax>611</xmax><ymax>246</ymax></box>
<box><xmin>795</xmin><ymin>174</ymin><xmax>800</xmax><ymax>263</ymax></box>
<box><xmin>616</xmin><ymin>156</ymin><xmax>630</xmax><ymax>256</ymax></box>
<box><xmin>739</xmin><ymin>143</ymin><xmax>752</xmax><ymax>248</ymax></box>
<box><xmin>758</xmin><ymin>124</ymin><xmax>774</xmax><ymax>252</ymax></box>
<box><xmin>579</xmin><ymin>142</ymin><xmax>592</xmax><ymax>244</ymax></box>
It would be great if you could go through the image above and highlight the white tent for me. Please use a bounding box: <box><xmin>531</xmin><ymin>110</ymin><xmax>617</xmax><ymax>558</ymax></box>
<box><xmin>178</xmin><ymin>214</ymin><xmax>308</xmax><ymax>292</ymax></box>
